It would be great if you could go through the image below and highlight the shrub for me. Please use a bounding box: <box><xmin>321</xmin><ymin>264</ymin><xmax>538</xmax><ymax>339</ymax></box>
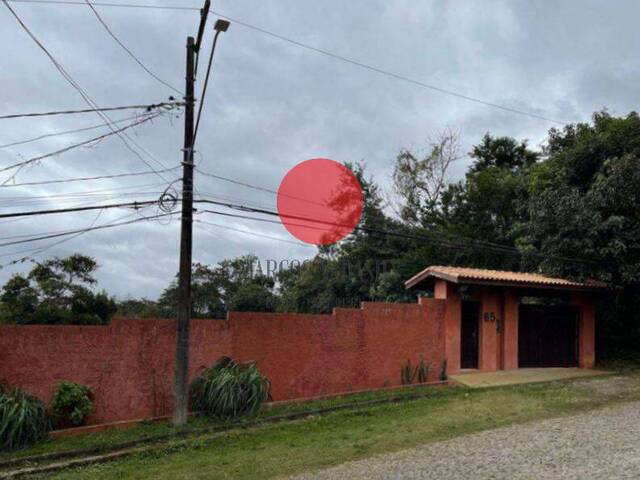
<box><xmin>0</xmin><ymin>383</ymin><xmax>51</xmax><ymax>451</ymax></box>
<box><xmin>51</xmin><ymin>381</ymin><xmax>94</xmax><ymax>428</ymax></box>
<box><xmin>191</xmin><ymin>357</ymin><xmax>270</xmax><ymax>419</ymax></box>
<box><xmin>439</xmin><ymin>359</ymin><xmax>448</xmax><ymax>381</ymax></box>
<box><xmin>401</xmin><ymin>356</ymin><xmax>430</xmax><ymax>385</ymax></box>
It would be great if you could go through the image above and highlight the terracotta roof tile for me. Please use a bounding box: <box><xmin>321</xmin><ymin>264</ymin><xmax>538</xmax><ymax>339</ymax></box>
<box><xmin>405</xmin><ymin>266</ymin><xmax>608</xmax><ymax>290</ymax></box>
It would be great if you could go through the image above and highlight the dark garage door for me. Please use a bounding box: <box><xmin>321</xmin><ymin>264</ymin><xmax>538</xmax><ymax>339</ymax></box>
<box><xmin>519</xmin><ymin>305</ymin><xmax>579</xmax><ymax>368</ymax></box>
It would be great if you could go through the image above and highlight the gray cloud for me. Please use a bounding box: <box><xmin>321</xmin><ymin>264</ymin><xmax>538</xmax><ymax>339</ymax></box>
<box><xmin>1</xmin><ymin>0</ymin><xmax>638</xmax><ymax>299</ymax></box>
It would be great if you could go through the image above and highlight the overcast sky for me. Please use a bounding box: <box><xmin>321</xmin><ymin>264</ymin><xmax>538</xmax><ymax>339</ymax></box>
<box><xmin>1</xmin><ymin>0</ymin><xmax>638</xmax><ymax>300</ymax></box>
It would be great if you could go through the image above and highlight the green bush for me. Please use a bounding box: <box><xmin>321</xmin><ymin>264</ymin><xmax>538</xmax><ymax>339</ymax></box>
<box><xmin>51</xmin><ymin>381</ymin><xmax>94</xmax><ymax>428</ymax></box>
<box><xmin>0</xmin><ymin>383</ymin><xmax>51</xmax><ymax>451</ymax></box>
<box><xmin>190</xmin><ymin>357</ymin><xmax>270</xmax><ymax>419</ymax></box>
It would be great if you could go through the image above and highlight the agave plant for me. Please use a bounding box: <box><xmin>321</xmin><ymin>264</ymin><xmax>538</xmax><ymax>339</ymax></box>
<box><xmin>401</xmin><ymin>359</ymin><xmax>417</xmax><ymax>385</ymax></box>
<box><xmin>190</xmin><ymin>357</ymin><xmax>271</xmax><ymax>419</ymax></box>
<box><xmin>417</xmin><ymin>355</ymin><xmax>430</xmax><ymax>383</ymax></box>
<box><xmin>0</xmin><ymin>383</ymin><xmax>51</xmax><ymax>451</ymax></box>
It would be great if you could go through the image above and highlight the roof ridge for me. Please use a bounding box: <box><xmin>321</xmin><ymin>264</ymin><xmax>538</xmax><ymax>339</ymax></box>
<box><xmin>406</xmin><ymin>265</ymin><xmax>608</xmax><ymax>290</ymax></box>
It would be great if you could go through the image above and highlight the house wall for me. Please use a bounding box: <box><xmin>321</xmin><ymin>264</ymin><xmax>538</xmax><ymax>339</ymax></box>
<box><xmin>502</xmin><ymin>290</ymin><xmax>520</xmax><ymax>370</ymax></box>
<box><xmin>0</xmin><ymin>301</ymin><xmax>446</xmax><ymax>425</ymax></box>
<box><xmin>478</xmin><ymin>288</ymin><xmax>502</xmax><ymax>372</ymax></box>
<box><xmin>433</xmin><ymin>280</ymin><xmax>461</xmax><ymax>374</ymax></box>
<box><xmin>570</xmin><ymin>292</ymin><xmax>596</xmax><ymax>368</ymax></box>
<box><xmin>438</xmin><ymin>283</ymin><xmax>597</xmax><ymax>374</ymax></box>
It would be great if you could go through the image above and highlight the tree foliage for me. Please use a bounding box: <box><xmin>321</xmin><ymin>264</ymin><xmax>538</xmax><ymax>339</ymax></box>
<box><xmin>4</xmin><ymin>110</ymin><xmax>640</xmax><ymax>359</ymax></box>
<box><xmin>155</xmin><ymin>255</ymin><xmax>278</xmax><ymax>318</ymax></box>
<box><xmin>0</xmin><ymin>254</ymin><xmax>116</xmax><ymax>325</ymax></box>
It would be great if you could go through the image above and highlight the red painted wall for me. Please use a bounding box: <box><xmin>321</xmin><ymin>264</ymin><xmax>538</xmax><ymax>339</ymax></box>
<box><xmin>433</xmin><ymin>280</ymin><xmax>462</xmax><ymax>374</ymax></box>
<box><xmin>0</xmin><ymin>300</ymin><xmax>446</xmax><ymax>425</ymax></box>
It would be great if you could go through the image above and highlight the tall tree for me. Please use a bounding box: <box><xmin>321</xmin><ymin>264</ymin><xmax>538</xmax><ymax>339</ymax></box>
<box><xmin>392</xmin><ymin>129</ymin><xmax>462</xmax><ymax>226</ymax></box>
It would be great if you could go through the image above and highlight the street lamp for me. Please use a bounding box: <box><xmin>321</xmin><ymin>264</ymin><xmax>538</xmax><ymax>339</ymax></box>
<box><xmin>173</xmin><ymin>18</ymin><xmax>230</xmax><ymax>427</ymax></box>
<box><xmin>215</xmin><ymin>19</ymin><xmax>230</xmax><ymax>32</ymax></box>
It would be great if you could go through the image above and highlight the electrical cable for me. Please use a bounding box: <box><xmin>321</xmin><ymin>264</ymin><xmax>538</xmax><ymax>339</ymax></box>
<box><xmin>0</xmin><ymin>112</ymin><xmax>164</xmax><ymax>175</ymax></box>
<box><xmin>7</xmin><ymin>0</ymin><xmax>199</xmax><ymax>10</ymax></box>
<box><xmin>0</xmin><ymin>199</ymin><xmax>161</xmax><ymax>220</ymax></box>
<box><xmin>0</xmin><ymin>210</ymin><xmax>176</xmax><ymax>247</ymax></box>
<box><xmin>0</xmin><ymin>101</ymin><xmax>183</xmax><ymax>120</ymax></box>
<box><xmin>0</xmin><ymin>207</ymin><xmax>108</xmax><ymax>265</ymax></box>
<box><xmin>194</xmin><ymin>200</ymin><xmax>600</xmax><ymax>266</ymax></box>
<box><xmin>0</xmin><ymin>111</ymin><xmax>154</xmax><ymax>149</ymax></box>
<box><xmin>0</xmin><ymin>166</ymin><xmax>181</xmax><ymax>188</ymax></box>
<box><xmin>194</xmin><ymin>218</ymin><xmax>312</xmax><ymax>248</ymax></box>
<box><xmin>2</xmin><ymin>0</ymin><xmax>178</xmax><ymax>182</ymax></box>
<box><xmin>5</xmin><ymin>1</ymin><xmax>565</xmax><ymax>124</ymax></box>
<box><xmin>83</xmin><ymin>0</ymin><xmax>183</xmax><ymax>95</ymax></box>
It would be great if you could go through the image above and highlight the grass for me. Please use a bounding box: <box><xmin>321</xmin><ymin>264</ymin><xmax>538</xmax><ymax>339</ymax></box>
<box><xmin>4</xmin><ymin>373</ymin><xmax>640</xmax><ymax>479</ymax></box>
<box><xmin>0</xmin><ymin>383</ymin><xmax>447</xmax><ymax>462</ymax></box>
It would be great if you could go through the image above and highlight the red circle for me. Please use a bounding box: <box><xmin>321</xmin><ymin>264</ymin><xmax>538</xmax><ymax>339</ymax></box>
<box><xmin>277</xmin><ymin>159</ymin><xmax>363</xmax><ymax>245</ymax></box>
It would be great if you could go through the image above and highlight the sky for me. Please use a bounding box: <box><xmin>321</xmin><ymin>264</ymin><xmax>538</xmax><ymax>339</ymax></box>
<box><xmin>0</xmin><ymin>0</ymin><xmax>639</xmax><ymax>300</ymax></box>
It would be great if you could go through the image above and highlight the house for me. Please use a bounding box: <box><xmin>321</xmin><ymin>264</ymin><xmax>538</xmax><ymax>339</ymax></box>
<box><xmin>405</xmin><ymin>266</ymin><xmax>607</xmax><ymax>375</ymax></box>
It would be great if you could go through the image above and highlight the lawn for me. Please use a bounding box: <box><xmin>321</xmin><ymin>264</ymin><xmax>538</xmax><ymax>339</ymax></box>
<box><xmin>8</xmin><ymin>373</ymin><xmax>640</xmax><ymax>479</ymax></box>
<box><xmin>0</xmin><ymin>383</ymin><xmax>449</xmax><ymax>462</ymax></box>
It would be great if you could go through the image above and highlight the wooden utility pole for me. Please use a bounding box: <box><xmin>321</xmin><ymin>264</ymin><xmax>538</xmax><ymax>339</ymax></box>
<box><xmin>173</xmin><ymin>35</ymin><xmax>196</xmax><ymax>426</ymax></box>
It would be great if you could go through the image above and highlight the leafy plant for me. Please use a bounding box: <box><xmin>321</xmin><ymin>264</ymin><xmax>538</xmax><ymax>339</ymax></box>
<box><xmin>0</xmin><ymin>383</ymin><xmax>50</xmax><ymax>451</ymax></box>
<box><xmin>51</xmin><ymin>381</ymin><xmax>94</xmax><ymax>428</ymax></box>
<box><xmin>190</xmin><ymin>357</ymin><xmax>270</xmax><ymax>419</ymax></box>
<box><xmin>439</xmin><ymin>359</ymin><xmax>448</xmax><ymax>381</ymax></box>
<box><xmin>401</xmin><ymin>359</ymin><xmax>417</xmax><ymax>385</ymax></box>
<box><xmin>417</xmin><ymin>355</ymin><xmax>430</xmax><ymax>383</ymax></box>
<box><xmin>401</xmin><ymin>356</ymin><xmax>430</xmax><ymax>385</ymax></box>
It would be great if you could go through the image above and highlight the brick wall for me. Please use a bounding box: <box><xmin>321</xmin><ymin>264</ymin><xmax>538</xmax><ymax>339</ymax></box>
<box><xmin>0</xmin><ymin>300</ymin><xmax>446</xmax><ymax>425</ymax></box>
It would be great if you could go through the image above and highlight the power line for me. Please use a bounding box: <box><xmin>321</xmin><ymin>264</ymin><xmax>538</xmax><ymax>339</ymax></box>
<box><xmin>194</xmin><ymin>199</ymin><xmax>600</xmax><ymax>266</ymax></box>
<box><xmin>0</xmin><ymin>210</ymin><xmax>176</xmax><ymax>248</ymax></box>
<box><xmin>0</xmin><ymin>199</ymin><xmax>160</xmax><ymax>220</ymax></box>
<box><xmin>0</xmin><ymin>179</ymin><xmax>170</xmax><ymax>200</ymax></box>
<box><xmin>0</xmin><ymin>207</ymin><xmax>139</xmax><ymax>240</ymax></box>
<box><xmin>194</xmin><ymin>218</ymin><xmax>312</xmax><ymax>248</ymax></box>
<box><xmin>7</xmin><ymin>0</ymin><xmax>199</xmax><ymax>10</ymax></box>
<box><xmin>0</xmin><ymin>101</ymin><xmax>183</xmax><ymax>120</ymax></box>
<box><xmin>212</xmin><ymin>13</ymin><xmax>565</xmax><ymax>125</ymax></box>
<box><xmin>0</xmin><ymin>207</ymin><xmax>108</xmax><ymax>266</ymax></box>
<box><xmin>83</xmin><ymin>0</ymin><xmax>183</xmax><ymax>95</ymax></box>
<box><xmin>196</xmin><ymin>167</ymin><xmax>278</xmax><ymax>196</ymax></box>
<box><xmin>0</xmin><ymin>194</ymin><xmax>119</xmax><ymax>226</ymax></box>
<box><xmin>195</xmin><ymin>167</ymin><xmax>328</xmax><ymax>210</ymax></box>
<box><xmin>194</xmin><ymin>169</ymin><xmax>598</xmax><ymax>267</ymax></box>
<box><xmin>0</xmin><ymin>190</ymin><xmax>168</xmax><ymax>209</ymax></box>
<box><xmin>0</xmin><ymin>112</ymin><xmax>157</xmax><ymax>149</ymax></box>
<box><xmin>0</xmin><ymin>112</ymin><xmax>165</xmax><ymax>176</ymax></box>
<box><xmin>5</xmin><ymin>1</ymin><xmax>565</xmax><ymax>124</ymax></box>
<box><xmin>0</xmin><ymin>207</ymin><xmax>110</xmax><ymax>241</ymax></box>
<box><xmin>194</xmin><ymin>175</ymin><xmax>582</xmax><ymax>263</ymax></box>
<box><xmin>0</xmin><ymin>166</ymin><xmax>180</xmax><ymax>188</ymax></box>
<box><xmin>2</xmin><ymin>0</ymin><xmax>177</xmax><ymax>182</ymax></box>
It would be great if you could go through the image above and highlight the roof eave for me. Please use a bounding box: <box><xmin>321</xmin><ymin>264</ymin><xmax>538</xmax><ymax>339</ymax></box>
<box><xmin>405</xmin><ymin>274</ymin><xmax>608</xmax><ymax>292</ymax></box>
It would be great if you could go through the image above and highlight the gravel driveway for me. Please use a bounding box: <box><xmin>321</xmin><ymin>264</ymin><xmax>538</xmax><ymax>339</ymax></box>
<box><xmin>290</xmin><ymin>400</ymin><xmax>640</xmax><ymax>479</ymax></box>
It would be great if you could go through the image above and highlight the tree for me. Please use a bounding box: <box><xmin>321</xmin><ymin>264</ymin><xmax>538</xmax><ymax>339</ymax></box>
<box><xmin>116</xmin><ymin>298</ymin><xmax>162</xmax><ymax>318</ymax></box>
<box><xmin>392</xmin><ymin>129</ymin><xmax>462</xmax><ymax>225</ymax></box>
<box><xmin>277</xmin><ymin>162</ymin><xmax>413</xmax><ymax>313</ymax></box>
<box><xmin>0</xmin><ymin>254</ymin><xmax>116</xmax><ymax>325</ymax></box>
<box><xmin>469</xmin><ymin>134</ymin><xmax>539</xmax><ymax>173</ymax></box>
<box><xmin>0</xmin><ymin>275</ymin><xmax>38</xmax><ymax>324</ymax></box>
<box><xmin>228</xmin><ymin>283</ymin><xmax>277</xmax><ymax>313</ymax></box>
<box><xmin>515</xmin><ymin>111</ymin><xmax>640</xmax><ymax>356</ymax></box>
<box><xmin>518</xmin><ymin>111</ymin><xmax>640</xmax><ymax>284</ymax></box>
<box><xmin>157</xmin><ymin>255</ymin><xmax>277</xmax><ymax>318</ymax></box>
